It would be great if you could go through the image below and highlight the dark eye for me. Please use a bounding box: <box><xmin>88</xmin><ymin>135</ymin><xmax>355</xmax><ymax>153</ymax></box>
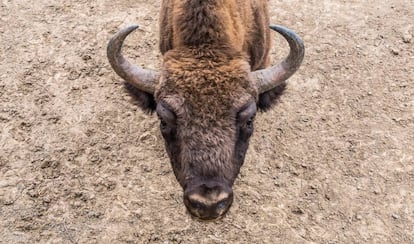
<box><xmin>238</xmin><ymin>103</ymin><xmax>256</xmax><ymax>125</ymax></box>
<box><xmin>246</xmin><ymin>116</ymin><xmax>254</xmax><ymax>127</ymax></box>
<box><xmin>156</xmin><ymin>103</ymin><xmax>176</xmax><ymax>137</ymax></box>
<box><xmin>160</xmin><ymin>119</ymin><xmax>167</xmax><ymax>130</ymax></box>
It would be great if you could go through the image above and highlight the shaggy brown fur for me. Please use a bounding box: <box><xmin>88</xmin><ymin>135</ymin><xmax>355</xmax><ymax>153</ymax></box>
<box><xmin>159</xmin><ymin>0</ymin><xmax>270</xmax><ymax>70</ymax></box>
<box><xmin>131</xmin><ymin>0</ymin><xmax>282</xmax><ymax>112</ymax></box>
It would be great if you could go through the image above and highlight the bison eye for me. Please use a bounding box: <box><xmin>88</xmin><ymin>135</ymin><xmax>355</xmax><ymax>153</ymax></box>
<box><xmin>246</xmin><ymin>116</ymin><xmax>254</xmax><ymax>128</ymax></box>
<box><xmin>160</xmin><ymin>119</ymin><xmax>168</xmax><ymax>129</ymax></box>
<box><xmin>156</xmin><ymin>102</ymin><xmax>176</xmax><ymax>137</ymax></box>
<box><xmin>237</xmin><ymin>102</ymin><xmax>256</xmax><ymax>138</ymax></box>
<box><xmin>237</xmin><ymin>102</ymin><xmax>257</xmax><ymax>124</ymax></box>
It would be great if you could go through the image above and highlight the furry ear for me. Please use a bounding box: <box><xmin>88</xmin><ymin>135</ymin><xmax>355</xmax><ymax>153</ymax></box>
<box><xmin>124</xmin><ymin>83</ymin><xmax>156</xmax><ymax>113</ymax></box>
<box><xmin>257</xmin><ymin>82</ymin><xmax>286</xmax><ymax>111</ymax></box>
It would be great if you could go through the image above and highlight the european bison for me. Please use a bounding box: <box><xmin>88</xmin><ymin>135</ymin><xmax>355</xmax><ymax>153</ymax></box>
<box><xmin>107</xmin><ymin>0</ymin><xmax>304</xmax><ymax>220</ymax></box>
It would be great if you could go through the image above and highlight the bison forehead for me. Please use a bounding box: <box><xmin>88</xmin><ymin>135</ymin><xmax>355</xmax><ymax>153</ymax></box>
<box><xmin>156</xmin><ymin>49</ymin><xmax>258</xmax><ymax>121</ymax></box>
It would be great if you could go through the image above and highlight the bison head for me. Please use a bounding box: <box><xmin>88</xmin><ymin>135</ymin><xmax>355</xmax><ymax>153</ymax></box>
<box><xmin>107</xmin><ymin>25</ymin><xmax>304</xmax><ymax>220</ymax></box>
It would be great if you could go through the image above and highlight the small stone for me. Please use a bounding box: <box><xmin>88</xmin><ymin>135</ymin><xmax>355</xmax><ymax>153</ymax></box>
<box><xmin>292</xmin><ymin>206</ymin><xmax>304</xmax><ymax>215</ymax></box>
<box><xmin>393</xmin><ymin>117</ymin><xmax>402</xmax><ymax>122</ymax></box>
<box><xmin>101</xmin><ymin>144</ymin><xmax>111</xmax><ymax>150</ymax></box>
<box><xmin>391</xmin><ymin>48</ymin><xmax>400</xmax><ymax>55</ymax></box>
<box><xmin>310</xmin><ymin>184</ymin><xmax>318</xmax><ymax>190</ymax></box>
<box><xmin>3</xmin><ymin>194</ymin><xmax>15</xmax><ymax>205</ymax></box>
<box><xmin>402</xmin><ymin>33</ymin><xmax>412</xmax><ymax>43</ymax></box>
<box><xmin>392</xmin><ymin>214</ymin><xmax>400</xmax><ymax>220</ymax></box>
<box><xmin>87</xmin><ymin>211</ymin><xmax>102</xmax><ymax>219</ymax></box>
<box><xmin>43</xmin><ymin>196</ymin><xmax>52</xmax><ymax>204</ymax></box>
<box><xmin>89</xmin><ymin>154</ymin><xmax>100</xmax><ymax>163</ymax></box>
<box><xmin>82</xmin><ymin>54</ymin><xmax>92</xmax><ymax>61</ymax></box>
<box><xmin>27</xmin><ymin>190</ymin><xmax>39</xmax><ymax>198</ymax></box>
<box><xmin>355</xmin><ymin>214</ymin><xmax>363</xmax><ymax>220</ymax></box>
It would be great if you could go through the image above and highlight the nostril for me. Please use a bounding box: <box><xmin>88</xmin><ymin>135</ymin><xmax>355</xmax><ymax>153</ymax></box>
<box><xmin>188</xmin><ymin>197</ymin><xmax>204</xmax><ymax>210</ymax></box>
<box><xmin>216</xmin><ymin>200</ymin><xmax>227</xmax><ymax>210</ymax></box>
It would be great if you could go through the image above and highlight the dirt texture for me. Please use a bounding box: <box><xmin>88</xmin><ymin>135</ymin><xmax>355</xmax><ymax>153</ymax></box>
<box><xmin>1</xmin><ymin>0</ymin><xmax>413</xmax><ymax>243</ymax></box>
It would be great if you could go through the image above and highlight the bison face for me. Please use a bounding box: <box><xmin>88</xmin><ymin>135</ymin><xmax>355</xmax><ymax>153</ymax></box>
<box><xmin>154</xmin><ymin>51</ymin><xmax>258</xmax><ymax>220</ymax></box>
<box><xmin>107</xmin><ymin>25</ymin><xmax>304</xmax><ymax>220</ymax></box>
<box><xmin>156</xmin><ymin>99</ymin><xmax>256</xmax><ymax>220</ymax></box>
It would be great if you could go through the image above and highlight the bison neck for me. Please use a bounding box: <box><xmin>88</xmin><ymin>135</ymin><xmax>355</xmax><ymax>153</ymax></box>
<box><xmin>173</xmin><ymin>0</ymin><xmax>245</xmax><ymax>50</ymax></box>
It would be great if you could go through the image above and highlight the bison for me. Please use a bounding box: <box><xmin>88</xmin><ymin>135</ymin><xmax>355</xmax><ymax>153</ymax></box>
<box><xmin>107</xmin><ymin>0</ymin><xmax>304</xmax><ymax>220</ymax></box>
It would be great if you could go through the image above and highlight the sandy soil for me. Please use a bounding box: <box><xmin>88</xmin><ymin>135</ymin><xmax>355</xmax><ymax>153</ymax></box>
<box><xmin>1</xmin><ymin>0</ymin><xmax>413</xmax><ymax>243</ymax></box>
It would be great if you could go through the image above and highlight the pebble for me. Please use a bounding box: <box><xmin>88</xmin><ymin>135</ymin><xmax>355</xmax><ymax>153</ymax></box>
<box><xmin>373</xmin><ymin>187</ymin><xmax>381</xmax><ymax>195</ymax></box>
<box><xmin>71</xmin><ymin>85</ymin><xmax>81</xmax><ymax>91</ymax></box>
<box><xmin>101</xmin><ymin>144</ymin><xmax>111</xmax><ymax>150</ymax></box>
<box><xmin>391</xmin><ymin>48</ymin><xmax>400</xmax><ymax>55</ymax></box>
<box><xmin>292</xmin><ymin>206</ymin><xmax>304</xmax><ymax>215</ymax></box>
<box><xmin>402</xmin><ymin>33</ymin><xmax>412</xmax><ymax>43</ymax></box>
<box><xmin>87</xmin><ymin>211</ymin><xmax>102</xmax><ymax>219</ymax></box>
<box><xmin>3</xmin><ymin>195</ymin><xmax>15</xmax><ymax>205</ymax></box>
<box><xmin>392</xmin><ymin>214</ymin><xmax>400</xmax><ymax>220</ymax></box>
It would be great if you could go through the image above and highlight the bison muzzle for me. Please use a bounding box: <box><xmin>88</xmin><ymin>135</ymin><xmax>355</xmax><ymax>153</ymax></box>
<box><xmin>107</xmin><ymin>0</ymin><xmax>304</xmax><ymax>220</ymax></box>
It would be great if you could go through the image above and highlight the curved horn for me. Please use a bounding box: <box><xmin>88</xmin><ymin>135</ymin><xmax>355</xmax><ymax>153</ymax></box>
<box><xmin>107</xmin><ymin>25</ymin><xmax>159</xmax><ymax>94</ymax></box>
<box><xmin>251</xmin><ymin>25</ymin><xmax>305</xmax><ymax>93</ymax></box>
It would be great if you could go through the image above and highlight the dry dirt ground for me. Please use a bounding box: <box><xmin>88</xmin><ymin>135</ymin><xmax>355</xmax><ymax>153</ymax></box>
<box><xmin>1</xmin><ymin>0</ymin><xmax>413</xmax><ymax>243</ymax></box>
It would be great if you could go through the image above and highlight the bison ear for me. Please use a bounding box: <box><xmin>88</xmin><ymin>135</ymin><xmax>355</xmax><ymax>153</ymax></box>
<box><xmin>257</xmin><ymin>82</ymin><xmax>286</xmax><ymax>111</ymax></box>
<box><xmin>124</xmin><ymin>83</ymin><xmax>157</xmax><ymax>113</ymax></box>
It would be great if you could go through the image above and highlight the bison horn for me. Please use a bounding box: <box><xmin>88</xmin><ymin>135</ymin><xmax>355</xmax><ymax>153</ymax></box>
<box><xmin>251</xmin><ymin>25</ymin><xmax>305</xmax><ymax>94</ymax></box>
<box><xmin>107</xmin><ymin>25</ymin><xmax>159</xmax><ymax>94</ymax></box>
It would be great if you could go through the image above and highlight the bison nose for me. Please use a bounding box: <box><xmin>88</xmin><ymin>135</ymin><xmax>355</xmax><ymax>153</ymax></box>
<box><xmin>183</xmin><ymin>181</ymin><xmax>233</xmax><ymax>220</ymax></box>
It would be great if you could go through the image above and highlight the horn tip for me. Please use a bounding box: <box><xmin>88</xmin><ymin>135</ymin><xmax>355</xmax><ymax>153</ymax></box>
<box><xmin>269</xmin><ymin>24</ymin><xmax>305</xmax><ymax>58</ymax></box>
<box><xmin>126</xmin><ymin>24</ymin><xmax>140</xmax><ymax>31</ymax></box>
<box><xmin>107</xmin><ymin>24</ymin><xmax>141</xmax><ymax>56</ymax></box>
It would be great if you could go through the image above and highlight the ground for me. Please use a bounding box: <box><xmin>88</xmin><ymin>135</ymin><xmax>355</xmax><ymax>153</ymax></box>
<box><xmin>0</xmin><ymin>0</ymin><xmax>413</xmax><ymax>243</ymax></box>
